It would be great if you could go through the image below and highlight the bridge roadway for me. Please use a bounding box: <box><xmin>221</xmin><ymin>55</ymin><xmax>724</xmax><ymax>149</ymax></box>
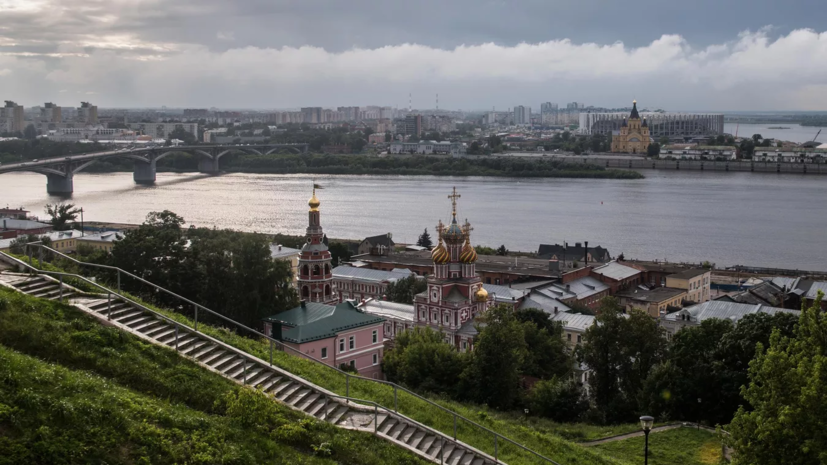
<box><xmin>0</xmin><ymin>143</ymin><xmax>308</xmax><ymax>195</ymax></box>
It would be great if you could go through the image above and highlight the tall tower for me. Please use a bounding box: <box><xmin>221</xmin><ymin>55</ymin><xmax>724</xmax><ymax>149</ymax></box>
<box><xmin>297</xmin><ymin>187</ymin><xmax>337</xmax><ymax>305</ymax></box>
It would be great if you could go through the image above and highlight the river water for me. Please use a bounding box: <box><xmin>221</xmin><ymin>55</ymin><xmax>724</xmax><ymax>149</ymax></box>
<box><xmin>723</xmin><ymin>123</ymin><xmax>825</xmax><ymax>144</ymax></box>
<box><xmin>2</xmin><ymin>171</ymin><xmax>826</xmax><ymax>270</ymax></box>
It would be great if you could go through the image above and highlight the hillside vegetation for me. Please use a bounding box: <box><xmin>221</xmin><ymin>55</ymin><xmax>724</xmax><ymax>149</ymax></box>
<box><xmin>0</xmin><ymin>287</ymin><xmax>427</xmax><ymax>465</ymax></box>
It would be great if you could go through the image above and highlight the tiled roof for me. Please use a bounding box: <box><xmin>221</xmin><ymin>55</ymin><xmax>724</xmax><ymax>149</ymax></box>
<box><xmin>263</xmin><ymin>301</ymin><xmax>384</xmax><ymax>344</ymax></box>
<box><xmin>593</xmin><ymin>261</ymin><xmax>641</xmax><ymax>281</ymax></box>
<box><xmin>332</xmin><ymin>265</ymin><xmax>414</xmax><ymax>283</ymax></box>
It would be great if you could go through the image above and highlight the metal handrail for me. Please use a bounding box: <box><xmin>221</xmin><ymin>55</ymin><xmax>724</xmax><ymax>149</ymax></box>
<box><xmin>17</xmin><ymin>243</ymin><xmax>563</xmax><ymax>465</ymax></box>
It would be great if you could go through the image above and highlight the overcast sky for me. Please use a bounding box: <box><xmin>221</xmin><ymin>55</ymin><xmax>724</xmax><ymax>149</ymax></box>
<box><xmin>1</xmin><ymin>0</ymin><xmax>826</xmax><ymax>111</ymax></box>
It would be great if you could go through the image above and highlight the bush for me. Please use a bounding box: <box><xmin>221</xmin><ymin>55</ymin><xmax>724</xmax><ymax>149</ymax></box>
<box><xmin>528</xmin><ymin>378</ymin><xmax>589</xmax><ymax>422</ymax></box>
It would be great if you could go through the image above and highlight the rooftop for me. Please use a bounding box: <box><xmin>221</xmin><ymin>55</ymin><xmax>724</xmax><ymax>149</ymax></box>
<box><xmin>77</xmin><ymin>231</ymin><xmax>123</xmax><ymax>243</ymax></box>
<box><xmin>592</xmin><ymin>261</ymin><xmax>642</xmax><ymax>281</ymax></box>
<box><xmin>358</xmin><ymin>299</ymin><xmax>414</xmax><ymax>322</ymax></box>
<box><xmin>668</xmin><ymin>268</ymin><xmax>709</xmax><ymax>280</ymax></box>
<box><xmin>0</xmin><ymin>217</ymin><xmax>51</xmax><ymax>231</ymax></box>
<box><xmin>352</xmin><ymin>250</ymin><xmax>563</xmax><ymax>279</ymax></box>
<box><xmin>551</xmin><ymin>311</ymin><xmax>596</xmax><ymax>332</ymax></box>
<box><xmin>0</xmin><ymin>229</ymin><xmax>83</xmax><ymax>250</ymax></box>
<box><xmin>551</xmin><ymin>276</ymin><xmax>609</xmax><ymax>300</ymax></box>
<box><xmin>665</xmin><ymin>300</ymin><xmax>797</xmax><ymax>324</ymax></box>
<box><xmin>332</xmin><ymin>265</ymin><xmax>414</xmax><ymax>283</ymax></box>
<box><xmin>263</xmin><ymin>301</ymin><xmax>384</xmax><ymax>344</ymax></box>
<box><xmin>617</xmin><ymin>287</ymin><xmax>686</xmax><ymax>303</ymax></box>
<box><xmin>269</xmin><ymin>244</ymin><xmax>301</xmax><ymax>260</ymax></box>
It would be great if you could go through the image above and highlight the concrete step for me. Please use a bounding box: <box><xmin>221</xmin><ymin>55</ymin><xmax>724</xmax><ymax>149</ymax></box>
<box><xmin>327</xmin><ymin>405</ymin><xmax>350</xmax><ymax>425</ymax></box>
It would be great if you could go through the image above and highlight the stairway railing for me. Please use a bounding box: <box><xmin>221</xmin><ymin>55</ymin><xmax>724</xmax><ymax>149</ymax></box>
<box><xmin>12</xmin><ymin>243</ymin><xmax>566</xmax><ymax>465</ymax></box>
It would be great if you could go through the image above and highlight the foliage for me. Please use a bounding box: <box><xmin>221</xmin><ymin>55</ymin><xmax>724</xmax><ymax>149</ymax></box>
<box><xmin>8</xmin><ymin>234</ymin><xmax>51</xmax><ymax>255</ymax></box>
<box><xmin>168</xmin><ymin>126</ymin><xmax>197</xmax><ymax>145</ymax></box>
<box><xmin>578</xmin><ymin>298</ymin><xmax>668</xmax><ymax>423</ymax></box>
<box><xmin>44</xmin><ymin>202</ymin><xmax>81</xmax><ymax>231</ymax></box>
<box><xmin>327</xmin><ymin>241</ymin><xmax>352</xmax><ymax>266</ymax></box>
<box><xmin>728</xmin><ymin>292</ymin><xmax>827</xmax><ymax>465</ymax></box>
<box><xmin>528</xmin><ymin>377</ymin><xmax>589</xmax><ymax>422</ymax></box>
<box><xmin>474</xmin><ymin>245</ymin><xmax>497</xmax><ymax>255</ymax></box>
<box><xmin>416</xmin><ymin>228</ymin><xmax>433</xmax><ymax>249</ymax></box>
<box><xmin>496</xmin><ymin>245</ymin><xmax>508</xmax><ymax>256</ymax></box>
<box><xmin>383</xmin><ymin>327</ymin><xmax>468</xmax><ymax>396</ymax></box>
<box><xmin>515</xmin><ymin>308</ymin><xmax>572</xmax><ymax>379</ymax></box>
<box><xmin>0</xmin><ymin>288</ymin><xmax>427</xmax><ymax>465</ymax></box>
<box><xmin>384</xmin><ymin>275</ymin><xmax>427</xmax><ymax>304</ymax></box>
<box><xmin>108</xmin><ymin>210</ymin><xmax>298</xmax><ymax>328</ymax></box>
<box><xmin>647</xmin><ymin>142</ymin><xmax>661</xmax><ymax>158</ymax></box>
<box><xmin>23</xmin><ymin>124</ymin><xmax>37</xmax><ymax>140</ymax></box>
<box><xmin>0</xmin><ymin>139</ymin><xmax>105</xmax><ymax>164</ymax></box>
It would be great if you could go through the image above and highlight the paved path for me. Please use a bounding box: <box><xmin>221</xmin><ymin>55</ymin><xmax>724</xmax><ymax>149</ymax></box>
<box><xmin>579</xmin><ymin>424</ymin><xmax>684</xmax><ymax>446</ymax></box>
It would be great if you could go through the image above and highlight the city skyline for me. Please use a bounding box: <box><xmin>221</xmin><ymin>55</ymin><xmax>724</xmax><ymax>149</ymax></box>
<box><xmin>1</xmin><ymin>1</ymin><xmax>826</xmax><ymax>111</ymax></box>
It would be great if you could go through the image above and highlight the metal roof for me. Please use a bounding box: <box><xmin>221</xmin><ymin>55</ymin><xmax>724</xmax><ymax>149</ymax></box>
<box><xmin>0</xmin><ymin>217</ymin><xmax>50</xmax><ymax>230</ymax></box>
<box><xmin>332</xmin><ymin>265</ymin><xmax>414</xmax><ymax>283</ymax></box>
<box><xmin>664</xmin><ymin>300</ymin><xmax>798</xmax><ymax>324</ymax></box>
<box><xmin>77</xmin><ymin>231</ymin><xmax>123</xmax><ymax>243</ymax></box>
<box><xmin>269</xmin><ymin>244</ymin><xmax>301</xmax><ymax>259</ymax></box>
<box><xmin>551</xmin><ymin>276</ymin><xmax>609</xmax><ymax>300</ymax></box>
<box><xmin>483</xmin><ymin>283</ymin><xmax>528</xmax><ymax>301</ymax></box>
<box><xmin>358</xmin><ymin>299</ymin><xmax>414</xmax><ymax>322</ymax></box>
<box><xmin>0</xmin><ymin>229</ymin><xmax>83</xmax><ymax>250</ymax></box>
<box><xmin>593</xmin><ymin>261</ymin><xmax>641</xmax><ymax>281</ymax></box>
<box><xmin>551</xmin><ymin>312</ymin><xmax>596</xmax><ymax>332</ymax></box>
<box><xmin>519</xmin><ymin>293</ymin><xmax>571</xmax><ymax>314</ymax></box>
<box><xmin>667</xmin><ymin>268</ymin><xmax>708</xmax><ymax>280</ymax></box>
<box><xmin>806</xmin><ymin>282</ymin><xmax>827</xmax><ymax>301</ymax></box>
<box><xmin>617</xmin><ymin>287</ymin><xmax>686</xmax><ymax>303</ymax></box>
<box><xmin>263</xmin><ymin>301</ymin><xmax>384</xmax><ymax>344</ymax></box>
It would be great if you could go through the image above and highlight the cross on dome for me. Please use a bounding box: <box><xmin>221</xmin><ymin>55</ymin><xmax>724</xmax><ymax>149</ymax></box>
<box><xmin>448</xmin><ymin>187</ymin><xmax>461</xmax><ymax>218</ymax></box>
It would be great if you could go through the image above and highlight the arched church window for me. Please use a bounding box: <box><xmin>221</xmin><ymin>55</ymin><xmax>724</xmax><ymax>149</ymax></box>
<box><xmin>302</xmin><ymin>265</ymin><xmax>309</xmax><ymax>276</ymax></box>
<box><xmin>313</xmin><ymin>264</ymin><xmax>320</xmax><ymax>276</ymax></box>
<box><xmin>325</xmin><ymin>264</ymin><xmax>331</xmax><ymax>275</ymax></box>
<box><xmin>301</xmin><ymin>286</ymin><xmax>309</xmax><ymax>298</ymax></box>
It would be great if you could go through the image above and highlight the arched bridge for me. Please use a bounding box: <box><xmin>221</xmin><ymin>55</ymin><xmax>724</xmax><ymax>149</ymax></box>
<box><xmin>0</xmin><ymin>143</ymin><xmax>309</xmax><ymax>195</ymax></box>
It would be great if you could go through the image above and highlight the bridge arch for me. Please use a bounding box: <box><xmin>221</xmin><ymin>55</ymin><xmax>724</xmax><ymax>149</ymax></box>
<box><xmin>265</xmin><ymin>146</ymin><xmax>302</xmax><ymax>155</ymax></box>
<box><xmin>72</xmin><ymin>159</ymin><xmax>99</xmax><ymax>174</ymax></box>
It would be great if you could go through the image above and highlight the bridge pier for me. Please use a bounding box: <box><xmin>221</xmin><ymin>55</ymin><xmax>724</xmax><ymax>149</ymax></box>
<box><xmin>133</xmin><ymin>161</ymin><xmax>157</xmax><ymax>185</ymax></box>
<box><xmin>46</xmin><ymin>173</ymin><xmax>73</xmax><ymax>196</ymax></box>
<box><xmin>198</xmin><ymin>157</ymin><xmax>220</xmax><ymax>174</ymax></box>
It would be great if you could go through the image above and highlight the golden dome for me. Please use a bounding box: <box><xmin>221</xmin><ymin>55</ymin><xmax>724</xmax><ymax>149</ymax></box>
<box><xmin>431</xmin><ymin>240</ymin><xmax>450</xmax><ymax>264</ymax></box>
<box><xmin>308</xmin><ymin>190</ymin><xmax>320</xmax><ymax>212</ymax></box>
<box><xmin>474</xmin><ymin>286</ymin><xmax>489</xmax><ymax>302</ymax></box>
<box><xmin>459</xmin><ymin>240</ymin><xmax>477</xmax><ymax>263</ymax></box>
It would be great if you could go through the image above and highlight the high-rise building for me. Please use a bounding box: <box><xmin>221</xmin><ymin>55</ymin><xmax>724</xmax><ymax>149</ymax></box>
<box><xmin>300</xmin><ymin>107</ymin><xmax>323</xmax><ymax>124</ymax></box>
<box><xmin>566</xmin><ymin>102</ymin><xmax>585</xmax><ymax>110</ymax></box>
<box><xmin>540</xmin><ymin>102</ymin><xmax>558</xmax><ymax>114</ymax></box>
<box><xmin>41</xmin><ymin>102</ymin><xmax>62</xmax><ymax>123</ymax></box>
<box><xmin>0</xmin><ymin>101</ymin><xmax>25</xmax><ymax>133</ymax></box>
<box><xmin>402</xmin><ymin>114</ymin><xmax>422</xmax><ymax>136</ymax></box>
<box><xmin>513</xmin><ymin>105</ymin><xmax>531</xmax><ymax>126</ymax></box>
<box><xmin>337</xmin><ymin>106</ymin><xmax>362</xmax><ymax>121</ymax></box>
<box><xmin>78</xmin><ymin>102</ymin><xmax>98</xmax><ymax>125</ymax></box>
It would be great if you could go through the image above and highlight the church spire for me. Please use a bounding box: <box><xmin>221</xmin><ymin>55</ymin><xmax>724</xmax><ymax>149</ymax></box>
<box><xmin>629</xmin><ymin>100</ymin><xmax>640</xmax><ymax>120</ymax></box>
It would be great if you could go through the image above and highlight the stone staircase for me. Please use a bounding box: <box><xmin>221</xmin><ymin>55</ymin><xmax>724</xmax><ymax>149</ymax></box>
<box><xmin>0</xmin><ymin>270</ymin><xmax>499</xmax><ymax>465</ymax></box>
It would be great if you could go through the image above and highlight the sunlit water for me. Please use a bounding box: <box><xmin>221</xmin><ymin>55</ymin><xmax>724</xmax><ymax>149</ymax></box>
<box><xmin>723</xmin><ymin>123</ymin><xmax>825</xmax><ymax>144</ymax></box>
<box><xmin>2</xmin><ymin>171</ymin><xmax>826</xmax><ymax>270</ymax></box>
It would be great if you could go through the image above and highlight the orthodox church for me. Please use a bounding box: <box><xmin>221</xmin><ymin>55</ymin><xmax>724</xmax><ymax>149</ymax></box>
<box><xmin>610</xmin><ymin>100</ymin><xmax>651</xmax><ymax>154</ymax></box>
<box><xmin>296</xmin><ymin>188</ymin><xmax>338</xmax><ymax>305</ymax></box>
<box><xmin>412</xmin><ymin>188</ymin><xmax>492</xmax><ymax>352</ymax></box>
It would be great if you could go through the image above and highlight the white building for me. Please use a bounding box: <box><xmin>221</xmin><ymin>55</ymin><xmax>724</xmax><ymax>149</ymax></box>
<box><xmin>389</xmin><ymin>140</ymin><xmax>465</xmax><ymax>155</ymax></box>
<box><xmin>127</xmin><ymin>122</ymin><xmax>198</xmax><ymax>140</ymax></box>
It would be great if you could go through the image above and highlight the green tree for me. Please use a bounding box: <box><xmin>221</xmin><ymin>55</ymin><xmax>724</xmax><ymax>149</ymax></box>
<box><xmin>416</xmin><ymin>228</ymin><xmax>433</xmax><ymax>249</ymax></box>
<box><xmin>382</xmin><ymin>327</ymin><xmax>467</xmax><ymax>396</ymax></box>
<box><xmin>578</xmin><ymin>298</ymin><xmax>668</xmax><ymax>423</ymax></box>
<box><xmin>647</xmin><ymin>142</ymin><xmax>661</xmax><ymax>158</ymax></box>
<box><xmin>751</xmin><ymin>134</ymin><xmax>763</xmax><ymax>143</ymax></box>
<box><xmin>728</xmin><ymin>293</ymin><xmax>826</xmax><ymax>465</ymax></box>
<box><xmin>474</xmin><ymin>245</ymin><xmax>496</xmax><ymax>255</ymax></box>
<box><xmin>23</xmin><ymin>124</ymin><xmax>37</xmax><ymax>140</ymax></box>
<box><xmin>44</xmin><ymin>202</ymin><xmax>81</xmax><ymax>231</ymax></box>
<box><xmin>496</xmin><ymin>245</ymin><xmax>508</xmax><ymax>256</ymax></box>
<box><xmin>8</xmin><ymin>234</ymin><xmax>52</xmax><ymax>255</ymax></box>
<box><xmin>528</xmin><ymin>377</ymin><xmax>589</xmax><ymax>422</ymax></box>
<box><xmin>659</xmin><ymin>136</ymin><xmax>671</xmax><ymax>146</ymax></box>
<box><xmin>385</xmin><ymin>275</ymin><xmax>427</xmax><ymax>304</ymax></box>
<box><xmin>327</xmin><ymin>242</ymin><xmax>352</xmax><ymax>267</ymax></box>
<box><xmin>462</xmin><ymin>304</ymin><xmax>527</xmax><ymax>409</ymax></box>
<box><xmin>168</xmin><ymin>127</ymin><xmax>197</xmax><ymax>145</ymax></box>
<box><xmin>516</xmin><ymin>308</ymin><xmax>572</xmax><ymax>379</ymax></box>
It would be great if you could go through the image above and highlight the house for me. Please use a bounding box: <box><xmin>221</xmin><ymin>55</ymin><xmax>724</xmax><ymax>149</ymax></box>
<box><xmin>76</xmin><ymin>231</ymin><xmax>123</xmax><ymax>253</ymax></box>
<box><xmin>0</xmin><ymin>229</ymin><xmax>83</xmax><ymax>253</ymax></box>
<box><xmin>357</xmin><ymin>298</ymin><xmax>415</xmax><ymax>341</ymax></box>
<box><xmin>537</xmin><ymin>242</ymin><xmax>611</xmax><ymax>265</ymax></box>
<box><xmin>331</xmin><ymin>265</ymin><xmax>416</xmax><ymax>303</ymax></box>
<box><xmin>665</xmin><ymin>268</ymin><xmax>711</xmax><ymax>304</ymax></box>
<box><xmin>269</xmin><ymin>244</ymin><xmax>302</xmax><ymax>287</ymax></box>
<box><xmin>551</xmin><ymin>311</ymin><xmax>596</xmax><ymax>347</ymax></box>
<box><xmin>1</xmin><ymin>217</ymin><xmax>52</xmax><ymax>239</ymax></box>
<box><xmin>357</xmin><ymin>233</ymin><xmax>395</xmax><ymax>256</ymax></box>
<box><xmin>616</xmin><ymin>287</ymin><xmax>687</xmax><ymax>317</ymax></box>
<box><xmin>263</xmin><ymin>300</ymin><xmax>385</xmax><ymax>379</ymax></box>
<box><xmin>591</xmin><ymin>261</ymin><xmax>643</xmax><ymax>293</ymax></box>
<box><xmin>532</xmin><ymin>276</ymin><xmax>610</xmax><ymax>310</ymax></box>
<box><xmin>661</xmin><ymin>301</ymin><xmax>798</xmax><ymax>336</ymax></box>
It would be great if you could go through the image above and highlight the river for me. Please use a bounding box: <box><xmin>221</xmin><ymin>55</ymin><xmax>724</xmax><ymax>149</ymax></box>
<box><xmin>723</xmin><ymin>123</ymin><xmax>825</xmax><ymax>144</ymax></box>
<box><xmin>2</xmin><ymin>171</ymin><xmax>826</xmax><ymax>271</ymax></box>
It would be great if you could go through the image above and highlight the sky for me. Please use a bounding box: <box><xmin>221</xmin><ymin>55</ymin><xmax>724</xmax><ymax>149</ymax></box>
<box><xmin>1</xmin><ymin>0</ymin><xmax>826</xmax><ymax>111</ymax></box>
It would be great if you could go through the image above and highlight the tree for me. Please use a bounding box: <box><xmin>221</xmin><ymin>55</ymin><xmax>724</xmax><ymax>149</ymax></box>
<box><xmin>45</xmin><ymin>202</ymin><xmax>81</xmax><ymax>231</ymax></box>
<box><xmin>528</xmin><ymin>377</ymin><xmax>589</xmax><ymax>422</ymax></box>
<box><xmin>462</xmin><ymin>304</ymin><xmax>527</xmax><ymax>409</ymax></box>
<box><xmin>383</xmin><ymin>327</ymin><xmax>468</xmax><ymax>396</ymax></box>
<box><xmin>659</xmin><ymin>136</ymin><xmax>671</xmax><ymax>146</ymax></box>
<box><xmin>728</xmin><ymin>293</ymin><xmax>826</xmax><ymax>465</ymax></box>
<box><xmin>23</xmin><ymin>124</ymin><xmax>37</xmax><ymax>140</ymax></box>
<box><xmin>474</xmin><ymin>245</ymin><xmax>496</xmax><ymax>255</ymax></box>
<box><xmin>385</xmin><ymin>275</ymin><xmax>427</xmax><ymax>304</ymax></box>
<box><xmin>328</xmin><ymin>242</ymin><xmax>352</xmax><ymax>267</ymax></box>
<box><xmin>647</xmin><ymin>142</ymin><xmax>661</xmax><ymax>158</ymax></box>
<box><xmin>578</xmin><ymin>298</ymin><xmax>668</xmax><ymax>423</ymax></box>
<box><xmin>515</xmin><ymin>308</ymin><xmax>572</xmax><ymax>379</ymax></box>
<box><xmin>751</xmin><ymin>134</ymin><xmax>763</xmax><ymax>143</ymax></box>
<box><xmin>168</xmin><ymin>127</ymin><xmax>197</xmax><ymax>145</ymax></box>
<box><xmin>416</xmin><ymin>228</ymin><xmax>433</xmax><ymax>249</ymax></box>
<box><xmin>738</xmin><ymin>139</ymin><xmax>755</xmax><ymax>158</ymax></box>
<box><xmin>496</xmin><ymin>245</ymin><xmax>508</xmax><ymax>256</ymax></box>
<box><xmin>8</xmin><ymin>234</ymin><xmax>51</xmax><ymax>255</ymax></box>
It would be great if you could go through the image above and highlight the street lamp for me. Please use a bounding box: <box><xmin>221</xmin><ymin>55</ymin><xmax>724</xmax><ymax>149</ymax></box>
<box><xmin>640</xmin><ymin>415</ymin><xmax>654</xmax><ymax>465</ymax></box>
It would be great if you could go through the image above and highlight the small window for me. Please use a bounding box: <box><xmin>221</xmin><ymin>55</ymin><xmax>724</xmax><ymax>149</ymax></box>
<box><xmin>372</xmin><ymin>353</ymin><xmax>378</xmax><ymax>365</ymax></box>
<box><xmin>339</xmin><ymin>339</ymin><xmax>345</xmax><ymax>353</ymax></box>
<box><xmin>577</xmin><ymin>335</ymin><xmax>582</xmax><ymax>343</ymax></box>
<box><xmin>321</xmin><ymin>347</ymin><xmax>328</xmax><ymax>359</ymax></box>
<box><xmin>349</xmin><ymin>336</ymin><xmax>355</xmax><ymax>350</ymax></box>
<box><xmin>350</xmin><ymin>360</ymin><xmax>355</xmax><ymax>368</ymax></box>
<box><xmin>567</xmin><ymin>333</ymin><xmax>572</xmax><ymax>342</ymax></box>
<box><xmin>372</xmin><ymin>330</ymin><xmax>378</xmax><ymax>344</ymax></box>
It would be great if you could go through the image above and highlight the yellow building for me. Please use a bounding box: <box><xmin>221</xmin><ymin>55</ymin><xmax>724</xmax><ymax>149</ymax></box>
<box><xmin>611</xmin><ymin>100</ymin><xmax>651</xmax><ymax>154</ymax></box>
<box><xmin>76</xmin><ymin>231</ymin><xmax>123</xmax><ymax>253</ymax></box>
<box><xmin>666</xmin><ymin>269</ymin><xmax>711</xmax><ymax>303</ymax></box>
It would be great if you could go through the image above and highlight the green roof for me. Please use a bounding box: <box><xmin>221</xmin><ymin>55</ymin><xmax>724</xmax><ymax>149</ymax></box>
<box><xmin>263</xmin><ymin>301</ymin><xmax>384</xmax><ymax>344</ymax></box>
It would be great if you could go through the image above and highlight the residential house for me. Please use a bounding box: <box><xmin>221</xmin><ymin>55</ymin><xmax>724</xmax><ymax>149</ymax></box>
<box><xmin>263</xmin><ymin>301</ymin><xmax>385</xmax><ymax>379</ymax></box>
<box><xmin>537</xmin><ymin>242</ymin><xmax>611</xmax><ymax>266</ymax></box>
<box><xmin>76</xmin><ymin>231</ymin><xmax>123</xmax><ymax>253</ymax></box>
<box><xmin>665</xmin><ymin>268</ymin><xmax>711</xmax><ymax>303</ymax></box>
<box><xmin>616</xmin><ymin>287</ymin><xmax>687</xmax><ymax>317</ymax></box>
<box><xmin>0</xmin><ymin>229</ymin><xmax>83</xmax><ymax>253</ymax></box>
<box><xmin>357</xmin><ymin>233</ymin><xmax>395</xmax><ymax>256</ymax></box>
<box><xmin>662</xmin><ymin>301</ymin><xmax>798</xmax><ymax>336</ymax></box>
<box><xmin>332</xmin><ymin>265</ymin><xmax>416</xmax><ymax>302</ymax></box>
<box><xmin>591</xmin><ymin>261</ymin><xmax>643</xmax><ymax>293</ymax></box>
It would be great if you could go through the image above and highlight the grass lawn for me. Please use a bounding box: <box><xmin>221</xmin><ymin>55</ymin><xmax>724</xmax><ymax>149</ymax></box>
<box><xmin>592</xmin><ymin>427</ymin><xmax>725</xmax><ymax>465</ymax></box>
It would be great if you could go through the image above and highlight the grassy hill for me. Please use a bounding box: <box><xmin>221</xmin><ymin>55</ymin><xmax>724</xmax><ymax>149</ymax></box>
<box><xmin>0</xmin><ymin>287</ymin><xmax>427</xmax><ymax>465</ymax></box>
<box><xmin>591</xmin><ymin>428</ymin><xmax>725</xmax><ymax>465</ymax></box>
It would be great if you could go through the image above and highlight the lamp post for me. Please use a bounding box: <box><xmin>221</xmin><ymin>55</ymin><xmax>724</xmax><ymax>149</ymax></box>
<box><xmin>640</xmin><ymin>415</ymin><xmax>654</xmax><ymax>465</ymax></box>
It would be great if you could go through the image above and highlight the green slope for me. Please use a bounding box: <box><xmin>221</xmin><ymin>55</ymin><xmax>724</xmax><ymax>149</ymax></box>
<box><xmin>0</xmin><ymin>287</ymin><xmax>427</xmax><ymax>465</ymax></box>
<box><xmin>591</xmin><ymin>428</ymin><xmax>725</xmax><ymax>465</ymax></box>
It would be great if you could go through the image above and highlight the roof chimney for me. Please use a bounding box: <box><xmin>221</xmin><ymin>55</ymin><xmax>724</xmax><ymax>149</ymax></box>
<box><xmin>554</xmin><ymin>306</ymin><xmax>559</xmax><ymax>314</ymax></box>
<box><xmin>584</xmin><ymin>241</ymin><xmax>589</xmax><ymax>267</ymax></box>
